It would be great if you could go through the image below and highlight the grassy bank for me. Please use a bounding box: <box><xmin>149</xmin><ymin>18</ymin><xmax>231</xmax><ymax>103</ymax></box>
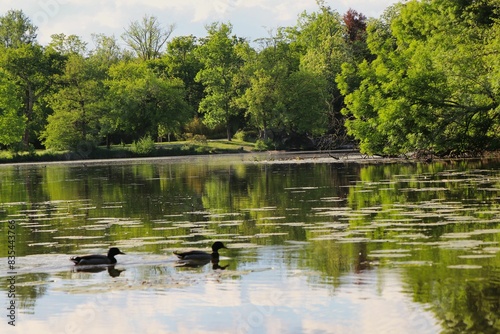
<box><xmin>0</xmin><ymin>140</ymin><xmax>257</xmax><ymax>164</ymax></box>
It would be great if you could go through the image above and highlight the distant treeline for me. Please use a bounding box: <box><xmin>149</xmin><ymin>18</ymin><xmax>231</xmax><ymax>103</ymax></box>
<box><xmin>0</xmin><ymin>0</ymin><xmax>499</xmax><ymax>157</ymax></box>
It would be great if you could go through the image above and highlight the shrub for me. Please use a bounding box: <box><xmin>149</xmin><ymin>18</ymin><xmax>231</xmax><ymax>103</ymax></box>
<box><xmin>191</xmin><ymin>134</ymin><xmax>207</xmax><ymax>144</ymax></box>
<box><xmin>233</xmin><ymin>130</ymin><xmax>246</xmax><ymax>141</ymax></box>
<box><xmin>233</xmin><ymin>130</ymin><xmax>257</xmax><ymax>142</ymax></box>
<box><xmin>254</xmin><ymin>139</ymin><xmax>272</xmax><ymax>151</ymax></box>
<box><xmin>131</xmin><ymin>135</ymin><xmax>156</xmax><ymax>155</ymax></box>
<box><xmin>183</xmin><ymin>117</ymin><xmax>206</xmax><ymax>135</ymax></box>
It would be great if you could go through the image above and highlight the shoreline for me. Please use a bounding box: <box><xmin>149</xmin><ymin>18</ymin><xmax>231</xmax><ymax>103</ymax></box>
<box><xmin>0</xmin><ymin>150</ymin><xmax>364</xmax><ymax>168</ymax></box>
<box><xmin>0</xmin><ymin>149</ymin><xmax>490</xmax><ymax>168</ymax></box>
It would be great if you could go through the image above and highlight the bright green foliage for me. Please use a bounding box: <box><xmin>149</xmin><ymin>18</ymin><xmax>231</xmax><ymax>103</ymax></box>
<box><xmin>195</xmin><ymin>22</ymin><xmax>246</xmax><ymax>140</ymax></box>
<box><xmin>4</xmin><ymin>3</ymin><xmax>500</xmax><ymax>156</ymax></box>
<box><xmin>41</xmin><ymin>49</ymin><xmax>105</xmax><ymax>150</ymax></box>
<box><xmin>291</xmin><ymin>2</ymin><xmax>351</xmax><ymax>139</ymax></box>
<box><xmin>0</xmin><ymin>9</ymin><xmax>37</xmax><ymax>48</ymax></box>
<box><xmin>293</xmin><ymin>2</ymin><xmax>347</xmax><ymax>95</ymax></box>
<box><xmin>283</xmin><ymin>70</ymin><xmax>328</xmax><ymax>136</ymax></box>
<box><xmin>42</xmin><ymin>108</ymin><xmax>82</xmax><ymax>151</ymax></box>
<box><xmin>338</xmin><ymin>0</ymin><xmax>500</xmax><ymax>156</ymax></box>
<box><xmin>131</xmin><ymin>135</ymin><xmax>156</xmax><ymax>155</ymax></box>
<box><xmin>90</xmin><ymin>33</ymin><xmax>125</xmax><ymax>67</ymax></box>
<box><xmin>107</xmin><ymin>60</ymin><xmax>192</xmax><ymax>140</ymax></box>
<box><xmin>241</xmin><ymin>68</ymin><xmax>284</xmax><ymax>138</ymax></box>
<box><xmin>88</xmin><ymin>34</ymin><xmax>126</xmax><ymax>146</ymax></box>
<box><xmin>1</xmin><ymin>44</ymin><xmax>65</xmax><ymax>147</ymax></box>
<box><xmin>162</xmin><ymin>35</ymin><xmax>203</xmax><ymax>111</ymax></box>
<box><xmin>0</xmin><ymin>68</ymin><xmax>24</xmax><ymax>146</ymax></box>
<box><xmin>49</xmin><ymin>33</ymin><xmax>88</xmax><ymax>55</ymax></box>
<box><xmin>240</xmin><ymin>27</ymin><xmax>328</xmax><ymax>143</ymax></box>
<box><xmin>238</xmin><ymin>34</ymin><xmax>296</xmax><ymax>139</ymax></box>
<box><xmin>0</xmin><ymin>10</ymin><xmax>65</xmax><ymax>148</ymax></box>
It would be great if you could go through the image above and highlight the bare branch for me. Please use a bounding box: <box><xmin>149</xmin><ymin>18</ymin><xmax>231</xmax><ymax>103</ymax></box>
<box><xmin>122</xmin><ymin>15</ymin><xmax>175</xmax><ymax>60</ymax></box>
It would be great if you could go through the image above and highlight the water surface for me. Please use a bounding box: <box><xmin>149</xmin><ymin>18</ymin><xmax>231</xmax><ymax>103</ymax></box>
<box><xmin>1</xmin><ymin>155</ymin><xmax>499</xmax><ymax>333</ymax></box>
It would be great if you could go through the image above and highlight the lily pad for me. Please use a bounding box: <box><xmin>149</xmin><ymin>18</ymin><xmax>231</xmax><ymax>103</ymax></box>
<box><xmin>447</xmin><ymin>265</ymin><xmax>482</xmax><ymax>269</ymax></box>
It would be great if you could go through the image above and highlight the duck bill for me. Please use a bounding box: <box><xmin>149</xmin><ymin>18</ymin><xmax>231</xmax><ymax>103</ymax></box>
<box><xmin>119</xmin><ymin>251</ymin><xmax>125</xmax><ymax>255</ymax></box>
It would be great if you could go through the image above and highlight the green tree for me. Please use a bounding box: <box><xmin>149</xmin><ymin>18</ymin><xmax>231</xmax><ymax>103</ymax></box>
<box><xmin>41</xmin><ymin>35</ymin><xmax>106</xmax><ymax>151</ymax></box>
<box><xmin>0</xmin><ymin>10</ymin><xmax>65</xmax><ymax>149</ymax></box>
<box><xmin>283</xmin><ymin>70</ymin><xmax>328</xmax><ymax>137</ymax></box>
<box><xmin>49</xmin><ymin>33</ymin><xmax>88</xmax><ymax>55</ymax></box>
<box><xmin>90</xmin><ymin>33</ymin><xmax>125</xmax><ymax>67</ymax></box>
<box><xmin>290</xmin><ymin>1</ymin><xmax>352</xmax><ymax>148</ymax></box>
<box><xmin>238</xmin><ymin>31</ymin><xmax>297</xmax><ymax>140</ymax></box>
<box><xmin>122</xmin><ymin>15</ymin><xmax>175</xmax><ymax>60</ymax></box>
<box><xmin>162</xmin><ymin>35</ymin><xmax>204</xmax><ymax>112</ymax></box>
<box><xmin>157</xmin><ymin>35</ymin><xmax>206</xmax><ymax>140</ymax></box>
<box><xmin>338</xmin><ymin>0</ymin><xmax>500</xmax><ymax>156</ymax></box>
<box><xmin>0</xmin><ymin>68</ymin><xmax>24</xmax><ymax>146</ymax></box>
<box><xmin>239</xmin><ymin>29</ymin><xmax>327</xmax><ymax>147</ymax></box>
<box><xmin>88</xmin><ymin>34</ymin><xmax>126</xmax><ymax>147</ymax></box>
<box><xmin>107</xmin><ymin>60</ymin><xmax>192</xmax><ymax>140</ymax></box>
<box><xmin>0</xmin><ymin>44</ymin><xmax>65</xmax><ymax>149</ymax></box>
<box><xmin>195</xmin><ymin>22</ymin><xmax>247</xmax><ymax>140</ymax></box>
<box><xmin>0</xmin><ymin>9</ymin><xmax>37</xmax><ymax>48</ymax></box>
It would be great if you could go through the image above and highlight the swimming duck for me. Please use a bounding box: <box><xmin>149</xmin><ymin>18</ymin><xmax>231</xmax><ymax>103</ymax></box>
<box><xmin>174</xmin><ymin>241</ymin><xmax>227</xmax><ymax>261</ymax></box>
<box><xmin>70</xmin><ymin>247</ymin><xmax>125</xmax><ymax>265</ymax></box>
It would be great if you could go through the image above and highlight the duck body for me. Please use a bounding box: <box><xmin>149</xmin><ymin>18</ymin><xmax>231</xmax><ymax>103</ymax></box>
<box><xmin>174</xmin><ymin>241</ymin><xmax>226</xmax><ymax>261</ymax></box>
<box><xmin>174</xmin><ymin>250</ymin><xmax>213</xmax><ymax>261</ymax></box>
<box><xmin>71</xmin><ymin>247</ymin><xmax>125</xmax><ymax>265</ymax></box>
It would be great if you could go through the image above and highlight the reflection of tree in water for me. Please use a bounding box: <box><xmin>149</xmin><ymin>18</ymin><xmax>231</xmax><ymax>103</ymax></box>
<box><xmin>348</xmin><ymin>161</ymin><xmax>500</xmax><ymax>333</ymax></box>
<box><xmin>297</xmin><ymin>240</ymin><xmax>371</xmax><ymax>288</ymax></box>
<box><xmin>434</xmin><ymin>276</ymin><xmax>500</xmax><ymax>333</ymax></box>
<box><xmin>404</xmin><ymin>266</ymin><xmax>500</xmax><ymax>333</ymax></box>
<box><xmin>14</xmin><ymin>273</ymin><xmax>50</xmax><ymax>313</ymax></box>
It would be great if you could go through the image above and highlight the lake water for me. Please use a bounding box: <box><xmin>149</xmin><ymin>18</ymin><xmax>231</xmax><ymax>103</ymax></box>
<box><xmin>1</xmin><ymin>153</ymin><xmax>499</xmax><ymax>334</ymax></box>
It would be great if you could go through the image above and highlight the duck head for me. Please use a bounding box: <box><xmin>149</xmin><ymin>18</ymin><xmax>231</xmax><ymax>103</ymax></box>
<box><xmin>211</xmin><ymin>241</ymin><xmax>227</xmax><ymax>252</ymax></box>
<box><xmin>108</xmin><ymin>247</ymin><xmax>125</xmax><ymax>257</ymax></box>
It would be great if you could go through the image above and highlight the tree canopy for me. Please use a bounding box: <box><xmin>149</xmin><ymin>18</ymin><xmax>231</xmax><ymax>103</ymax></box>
<box><xmin>122</xmin><ymin>15</ymin><xmax>175</xmax><ymax>60</ymax></box>
<box><xmin>338</xmin><ymin>0</ymin><xmax>500</xmax><ymax>156</ymax></box>
<box><xmin>195</xmin><ymin>22</ymin><xmax>247</xmax><ymax>140</ymax></box>
<box><xmin>1</xmin><ymin>2</ymin><xmax>500</xmax><ymax>157</ymax></box>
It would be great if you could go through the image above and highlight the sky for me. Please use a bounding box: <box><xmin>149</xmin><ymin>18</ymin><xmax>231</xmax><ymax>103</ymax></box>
<box><xmin>0</xmin><ymin>0</ymin><xmax>401</xmax><ymax>48</ymax></box>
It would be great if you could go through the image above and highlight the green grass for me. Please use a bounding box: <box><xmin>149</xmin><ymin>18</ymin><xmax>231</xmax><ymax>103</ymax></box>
<box><xmin>0</xmin><ymin>139</ymin><xmax>256</xmax><ymax>164</ymax></box>
<box><xmin>159</xmin><ymin>139</ymin><xmax>254</xmax><ymax>151</ymax></box>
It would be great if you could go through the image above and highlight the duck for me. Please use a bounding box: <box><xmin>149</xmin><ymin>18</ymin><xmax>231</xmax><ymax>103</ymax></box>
<box><xmin>70</xmin><ymin>247</ymin><xmax>125</xmax><ymax>265</ymax></box>
<box><xmin>174</xmin><ymin>241</ymin><xmax>227</xmax><ymax>261</ymax></box>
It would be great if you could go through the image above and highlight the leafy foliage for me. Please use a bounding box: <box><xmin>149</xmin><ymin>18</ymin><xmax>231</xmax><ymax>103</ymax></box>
<box><xmin>41</xmin><ymin>41</ymin><xmax>106</xmax><ymax>150</ymax></box>
<box><xmin>131</xmin><ymin>135</ymin><xmax>156</xmax><ymax>155</ymax></box>
<box><xmin>0</xmin><ymin>9</ymin><xmax>37</xmax><ymax>48</ymax></box>
<box><xmin>195</xmin><ymin>22</ymin><xmax>247</xmax><ymax>140</ymax></box>
<box><xmin>3</xmin><ymin>2</ymin><xmax>500</xmax><ymax>157</ymax></box>
<box><xmin>0</xmin><ymin>68</ymin><xmax>24</xmax><ymax>146</ymax></box>
<box><xmin>338</xmin><ymin>0</ymin><xmax>500</xmax><ymax>156</ymax></box>
<box><xmin>107</xmin><ymin>60</ymin><xmax>192</xmax><ymax>139</ymax></box>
